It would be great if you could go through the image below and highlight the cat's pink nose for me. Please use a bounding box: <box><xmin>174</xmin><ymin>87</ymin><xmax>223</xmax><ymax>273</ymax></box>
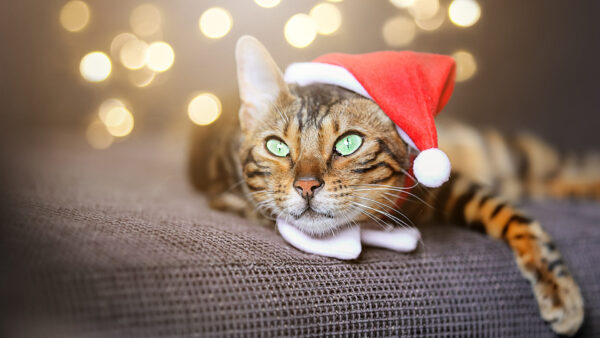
<box><xmin>294</xmin><ymin>178</ymin><xmax>323</xmax><ymax>199</ymax></box>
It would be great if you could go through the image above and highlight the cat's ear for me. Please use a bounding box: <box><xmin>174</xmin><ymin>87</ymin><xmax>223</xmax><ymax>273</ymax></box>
<box><xmin>235</xmin><ymin>35</ymin><xmax>291</xmax><ymax>132</ymax></box>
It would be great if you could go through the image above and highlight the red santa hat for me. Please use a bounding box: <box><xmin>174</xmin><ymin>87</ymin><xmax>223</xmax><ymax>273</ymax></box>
<box><xmin>284</xmin><ymin>51</ymin><xmax>456</xmax><ymax>188</ymax></box>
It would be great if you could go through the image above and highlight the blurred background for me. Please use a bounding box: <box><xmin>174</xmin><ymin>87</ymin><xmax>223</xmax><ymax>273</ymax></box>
<box><xmin>0</xmin><ymin>3</ymin><xmax>599</xmax><ymax>335</ymax></box>
<box><xmin>1</xmin><ymin>0</ymin><xmax>599</xmax><ymax>151</ymax></box>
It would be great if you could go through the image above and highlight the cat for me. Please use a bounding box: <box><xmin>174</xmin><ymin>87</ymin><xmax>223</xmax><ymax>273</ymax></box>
<box><xmin>189</xmin><ymin>36</ymin><xmax>600</xmax><ymax>335</ymax></box>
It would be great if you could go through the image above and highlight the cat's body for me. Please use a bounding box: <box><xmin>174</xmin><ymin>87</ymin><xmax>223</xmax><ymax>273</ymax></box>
<box><xmin>189</xmin><ymin>36</ymin><xmax>599</xmax><ymax>335</ymax></box>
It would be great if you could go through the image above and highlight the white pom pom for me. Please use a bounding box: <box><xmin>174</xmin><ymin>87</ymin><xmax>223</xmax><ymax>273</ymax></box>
<box><xmin>413</xmin><ymin>148</ymin><xmax>451</xmax><ymax>188</ymax></box>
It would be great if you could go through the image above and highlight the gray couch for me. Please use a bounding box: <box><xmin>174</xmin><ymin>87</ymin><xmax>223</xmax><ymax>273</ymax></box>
<box><xmin>1</xmin><ymin>131</ymin><xmax>598</xmax><ymax>337</ymax></box>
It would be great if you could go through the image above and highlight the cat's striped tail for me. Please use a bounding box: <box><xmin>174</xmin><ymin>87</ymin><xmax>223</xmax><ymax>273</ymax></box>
<box><xmin>410</xmin><ymin>172</ymin><xmax>584</xmax><ymax>335</ymax></box>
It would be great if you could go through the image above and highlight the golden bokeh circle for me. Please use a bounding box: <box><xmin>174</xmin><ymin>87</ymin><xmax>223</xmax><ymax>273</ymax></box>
<box><xmin>80</xmin><ymin>52</ymin><xmax>112</xmax><ymax>82</ymax></box>
<box><xmin>448</xmin><ymin>0</ymin><xmax>481</xmax><ymax>27</ymax></box>
<box><xmin>120</xmin><ymin>39</ymin><xmax>148</xmax><ymax>70</ymax></box>
<box><xmin>130</xmin><ymin>4</ymin><xmax>162</xmax><ymax>37</ymax></box>
<box><xmin>199</xmin><ymin>7</ymin><xmax>233</xmax><ymax>39</ymax></box>
<box><xmin>99</xmin><ymin>98</ymin><xmax>125</xmax><ymax>123</ymax></box>
<box><xmin>104</xmin><ymin>106</ymin><xmax>135</xmax><ymax>137</ymax></box>
<box><xmin>409</xmin><ymin>0</ymin><xmax>440</xmax><ymax>20</ymax></box>
<box><xmin>382</xmin><ymin>16</ymin><xmax>416</xmax><ymax>47</ymax></box>
<box><xmin>254</xmin><ymin>0</ymin><xmax>281</xmax><ymax>8</ymax></box>
<box><xmin>129</xmin><ymin>68</ymin><xmax>156</xmax><ymax>88</ymax></box>
<box><xmin>390</xmin><ymin>0</ymin><xmax>414</xmax><ymax>8</ymax></box>
<box><xmin>110</xmin><ymin>33</ymin><xmax>137</xmax><ymax>60</ymax></box>
<box><xmin>60</xmin><ymin>1</ymin><xmax>90</xmax><ymax>32</ymax></box>
<box><xmin>453</xmin><ymin>50</ymin><xmax>477</xmax><ymax>82</ymax></box>
<box><xmin>310</xmin><ymin>3</ymin><xmax>342</xmax><ymax>35</ymax></box>
<box><xmin>188</xmin><ymin>93</ymin><xmax>222</xmax><ymax>126</ymax></box>
<box><xmin>284</xmin><ymin>14</ymin><xmax>318</xmax><ymax>48</ymax></box>
<box><xmin>145</xmin><ymin>41</ymin><xmax>175</xmax><ymax>72</ymax></box>
<box><xmin>86</xmin><ymin>120</ymin><xmax>114</xmax><ymax>150</ymax></box>
<box><xmin>415</xmin><ymin>8</ymin><xmax>445</xmax><ymax>31</ymax></box>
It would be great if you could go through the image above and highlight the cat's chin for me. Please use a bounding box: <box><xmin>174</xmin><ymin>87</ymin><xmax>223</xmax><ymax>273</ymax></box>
<box><xmin>284</xmin><ymin>209</ymin><xmax>348</xmax><ymax>236</ymax></box>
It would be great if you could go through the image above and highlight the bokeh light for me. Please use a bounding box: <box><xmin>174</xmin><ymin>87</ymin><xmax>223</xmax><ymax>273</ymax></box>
<box><xmin>104</xmin><ymin>106</ymin><xmax>135</xmax><ymax>137</ymax></box>
<box><xmin>409</xmin><ymin>0</ymin><xmax>440</xmax><ymax>20</ymax></box>
<box><xmin>382</xmin><ymin>15</ymin><xmax>416</xmax><ymax>47</ymax></box>
<box><xmin>188</xmin><ymin>93</ymin><xmax>222</xmax><ymax>126</ymax></box>
<box><xmin>449</xmin><ymin>0</ymin><xmax>481</xmax><ymax>27</ymax></box>
<box><xmin>453</xmin><ymin>50</ymin><xmax>477</xmax><ymax>82</ymax></box>
<box><xmin>120</xmin><ymin>39</ymin><xmax>148</xmax><ymax>70</ymax></box>
<box><xmin>310</xmin><ymin>3</ymin><xmax>342</xmax><ymax>35</ymax></box>
<box><xmin>110</xmin><ymin>32</ymin><xmax>137</xmax><ymax>59</ymax></box>
<box><xmin>390</xmin><ymin>0</ymin><xmax>414</xmax><ymax>8</ymax></box>
<box><xmin>199</xmin><ymin>7</ymin><xmax>233</xmax><ymax>39</ymax></box>
<box><xmin>130</xmin><ymin>4</ymin><xmax>162</xmax><ymax>37</ymax></box>
<box><xmin>80</xmin><ymin>52</ymin><xmax>111</xmax><ymax>82</ymax></box>
<box><xmin>145</xmin><ymin>41</ymin><xmax>175</xmax><ymax>72</ymax></box>
<box><xmin>98</xmin><ymin>98</ymin><xmax>125</xmax><ymax>123</ymax></box>
<box><xmin>254</xmin><ymin>0</ymin><xmax>281</xmax><ymax>8</ymax></box>
<box><xmin>60</xmin><ymin>1</ymin><xmax>90</xmax><ymax>32</ymax></box>
<box><xmin>415</xmin><ymin>8</ymin><xmax>445</xmax><ymax>31</ymax></box>
<box><xmin>129</xmin><ymin>68</ymin><xmax>156</xmax><ymax>88</ymax></box>
<box><xmin>86</xmin><ymin>120</ymin><xmax>114</xmax><ymax>150</ymax></box>
<box><xmin>284</xmin><ymin>14</ymin><xmax>318</xmax><ymax>48</ymax></box>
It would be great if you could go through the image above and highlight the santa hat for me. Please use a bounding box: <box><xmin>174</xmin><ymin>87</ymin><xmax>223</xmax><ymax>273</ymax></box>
<box><xmin>284</xmin><ymin>51</ymin><xmax>455</xmax><ymax>188</ymax></box>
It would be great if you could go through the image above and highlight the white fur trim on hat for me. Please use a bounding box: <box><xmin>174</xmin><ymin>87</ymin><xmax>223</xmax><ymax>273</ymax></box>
<box><xmin>412</xmin><ymin>148</ymin><xmax>451</xmax><ymax>188</ymax></box>
<box><xmin>284</xmin><ymin>62</ymin><xmax>418</xmax><ymax>150</ymax></box>
<box><xmin>284</xmin><ymin>62</ymin><xmax>372</xmax><ymax>99</ymax></box>
<box><xmin>395</xmin><ymin>125</ymin><xmax>417</xmax><ymax>151</ymax></box>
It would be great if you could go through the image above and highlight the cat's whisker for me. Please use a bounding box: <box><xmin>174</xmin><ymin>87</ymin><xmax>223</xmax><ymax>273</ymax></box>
<box><xmin>351</xmin><ymin>193</ymin><xmax>397</xmax><ymax>214</ymax></box>
<box><xmin>273</xmin><ymin>102</ymin><xmax>290</xmax><ymax>123</ymax></box>
<box><xmin>349</xmin><ymin>203</ymin><xmax>394</xmax><ymax>231</ymax></box>
<box><xmin>352</xmin><ymin>186</ymin><xmax>415</xmax><ymax>193</ymax></box>
<box><xmin>350</xmin><ymin>200</ymin><xmax>412</xmax><ymax>229</ymax></box>
<box><xmin>338</xmin><ymin>208</ymin><xmax>360</xmax><ymax>229</ymax></box>
<box><xmin>254</xmin><ymin>198</ymin><xmax>274</xmax><ymax>205</ymax></box>
<box><xmin>353</xmin><ymin>188</ymin><xmax>427</xmax><ymax>210</ymax></box>
<box><xmin>354</xmin><ymin>182</ymin><xmax>420</xmax><ymax>190</ymax></box>
<box><xmin>348</xmin><ymin>204</ymin><xmax>393</xmax><ymax>231</ymax></box>
<box><xmin>255</xmin><ymin>200</ymin><xmax>275</xmax><ymax>210</ymax></box>
<box><xmin>399</xmin><ymin>169</ymin><xmax>419</xmax><ymax>185</ymax></box>
<box><xmin>272</xmin><ymin>208</ymin><xmax>287</xmax><ymax>223</ymax></box>
<box><xmin>352</xmin><ymin>187</ymin><xmax>433</xmax><ymax>208</ymax></box>
<box><xmin>376</xmin><ymin>190</ymin><xmax>398</xmax><ymax>206</ymax></box>
<box><xmin>378</xmin><ymin>195</ymin><xmax>421</xmax><ymax>226</ymax></box>
<box><xmin>373</xmin><ymin>189</ymin><xmax>435</xmax><ymax>210</ymax></box>
<box><xmin>251</xmin><ymin>196</ymin><xmax>279</xmax><ymax>221</ymax></box>
<box><xmin>272</xmin><ymin>103</ymin><xmax>289</xmax><ymax>124</ymax></box>
<box><xmin>351</xmin><ymin>197</ymin><xmax>413</xmax><ymax>228</ymax></box>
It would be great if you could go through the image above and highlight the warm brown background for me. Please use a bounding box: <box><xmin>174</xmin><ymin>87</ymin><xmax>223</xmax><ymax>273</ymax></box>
<box><xmin>1</xmin><ymin>0</ymin><xmax>599</xmax><ymax>151</ymax></box>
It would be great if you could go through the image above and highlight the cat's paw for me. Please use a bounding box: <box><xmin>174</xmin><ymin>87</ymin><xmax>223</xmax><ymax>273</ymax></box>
<box><xmin>534</xmin><ymin>273</ymin><xmax>584</xmax><ymax>336</ymax></box>
<box><xmin>510</xmin><ymin>220</ymin><xmax>585</xmax><ymax>336</ymax></box>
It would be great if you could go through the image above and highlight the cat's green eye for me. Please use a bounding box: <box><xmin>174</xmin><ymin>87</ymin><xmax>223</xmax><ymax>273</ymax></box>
<box><xmin>335</xmin><ymin>134</ymin><xmax>363</xmax><ymax>156</ymax></box>
<box><xmin>266</xmin><ymin>138</ymin><xmax>290</xmax><ymax>157</ymax></box>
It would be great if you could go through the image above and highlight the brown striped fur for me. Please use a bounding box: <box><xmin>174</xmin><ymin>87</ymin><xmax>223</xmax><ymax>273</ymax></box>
<box><xmin>188</xmin><ymin>36</ymin><xmax>597</xmax><ymax>335</ymax></box>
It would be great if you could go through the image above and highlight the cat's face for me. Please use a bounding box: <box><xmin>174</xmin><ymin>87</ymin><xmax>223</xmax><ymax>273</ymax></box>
<box><xmin>236</xmin><ymin>37</ymin><xmax>411</xmax><ymax>235</ymax></box>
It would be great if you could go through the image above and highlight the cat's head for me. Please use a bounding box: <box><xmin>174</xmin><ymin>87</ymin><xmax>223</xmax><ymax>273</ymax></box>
<box><xmin>235</xmin><ymin>36</ymin><xmax>412</xmax><ymax>235</ymax></box>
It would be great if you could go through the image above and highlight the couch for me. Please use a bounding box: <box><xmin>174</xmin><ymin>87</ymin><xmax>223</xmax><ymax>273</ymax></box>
<box><xmin>1</xmin><ymin>130</ymin><xmax>598</xmax><ymax>337</ymax></box>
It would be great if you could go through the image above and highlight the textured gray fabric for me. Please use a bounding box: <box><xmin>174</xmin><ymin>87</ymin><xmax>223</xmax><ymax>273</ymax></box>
<box><xmin>1</xmin><ymin>132</ymin><xmax>599</xmax><ymax>337</ymax></box>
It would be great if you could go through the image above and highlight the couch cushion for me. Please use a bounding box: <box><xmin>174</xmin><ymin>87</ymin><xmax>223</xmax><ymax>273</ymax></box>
<box><xmin>1</xmin><ymin>131</ymin><xmax>598</xmax><ymax>337</ymax></box>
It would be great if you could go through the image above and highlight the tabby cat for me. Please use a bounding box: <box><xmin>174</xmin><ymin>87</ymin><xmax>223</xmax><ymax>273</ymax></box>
<box><xmin>189</xmin><ymin>36</ymin><xmax>599</xmax><ymax>335</ymax></box>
